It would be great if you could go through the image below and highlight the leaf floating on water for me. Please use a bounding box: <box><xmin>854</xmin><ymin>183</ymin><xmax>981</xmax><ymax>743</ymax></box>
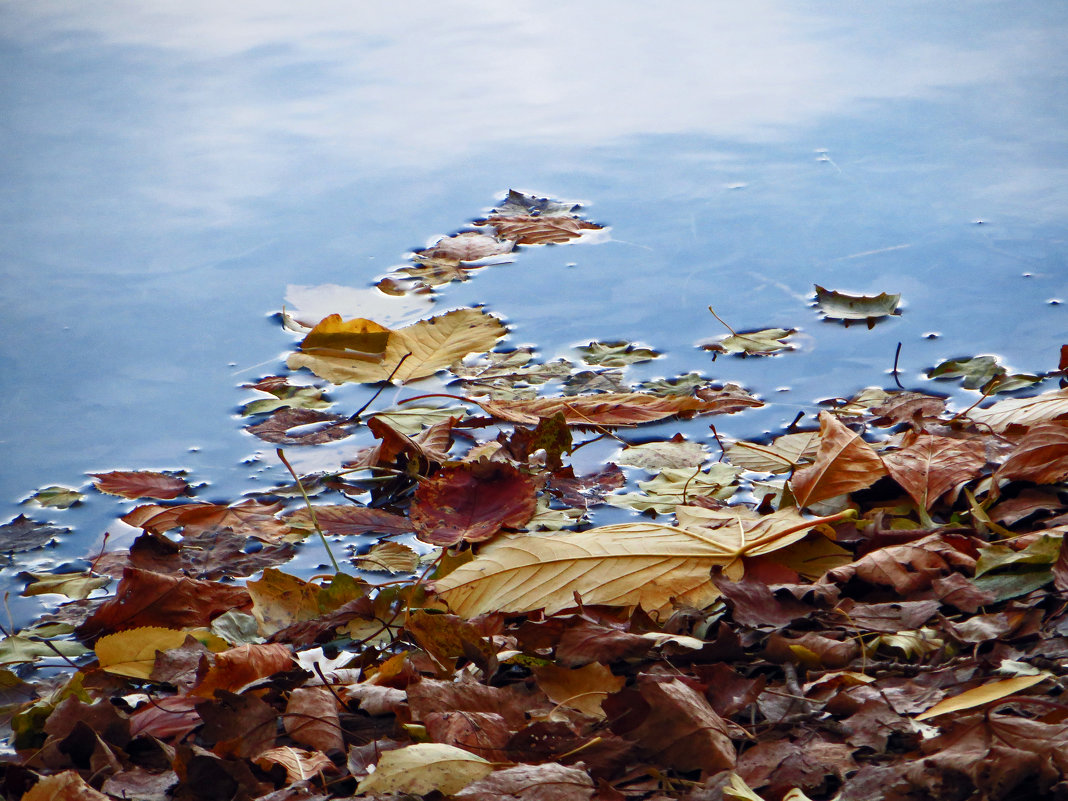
<box><xmin>413</xmin><ymin>231</ymin><xmax>515</xmax><ymax>263</ymax></box>
<box><xmin>607</xmin><ymin>464</ymin><xmax>740</xmax><ymax>514</ymax></box>
<box><xmin>814</xmin><ymin>285</ymin><xmax>901</xmax><ymax>328</ymax></box>
<box><xmin>90</xmin><ymin>470</ymin><xmax>189</xmax><ymax>500</ymax></box>
<box><xmin>927</xmin><ymin>354</ymin><xmax>1040</xmax><ymax>394</ymax></box>
<box><xmin>27</xmin><ymin>485</ymin><xmax>85</xmax><ymax>509</ymax></box>
<box><xmin>288</xmin><ymin>307</ymin><xmax>507</xmax><ymax>385</ymax></box>
<box><xmin>577</xmin><ymin>340</ymin><xmax>660</xmax><ymax>367</ymax></box>
<box><xmin>704</xmin><ymin>327</ymin><xmax>797</xmax><ymax>357</ymax></box>
<box><xmin>245</xmin><ymin>408</ymin><xmax>351</xmax><ymax>446</ymax></box>
<box><xmin>353</xmin><ymin>541</ymin><xmax>420</xmax><ymax>574</ymax></box>
<box><xmin>725</xmin><ymin>431</ymin><xmax>821</xmax><ymax>474</ymax></box>
<box><xmin>615</xmin><ymin>438</ymin><xmax>709</xmax><ymax>470</ymax></box>
<box><xmin>476</xmin><ymin>392</ymin><xmax>752</xmax><ymax>427</ymax></box>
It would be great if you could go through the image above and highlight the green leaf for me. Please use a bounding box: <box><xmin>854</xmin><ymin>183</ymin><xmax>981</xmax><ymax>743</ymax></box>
<box><xmin>975</xmin><ymin>533</ymin><xmax>1063</xmax><ymax>578</ymax></box>
<box><xmin>928</xmin><ymin>355</ymin><xmax>1005</xmax><ymax>390</ymax></box>
<box><xmin>27</xmin><ymin>486</ymin><xmax>85</xmax><ymax>509</ymax></box>
<box><xmin>577</xmin><ymin>340</ymin><xmax>661</xmax><ymax>368</ymax></box>
<box><xmin>814</xmin><ymin>285</ymin><xmax>901</xmax><ymax>328</ymax></box>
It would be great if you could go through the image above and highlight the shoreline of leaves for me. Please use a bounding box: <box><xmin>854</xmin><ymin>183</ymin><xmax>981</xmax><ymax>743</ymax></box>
<box><xmin>3</xmin><ymin>191</ymin><xmax>1068</xmax><ymax>800</ymax></box>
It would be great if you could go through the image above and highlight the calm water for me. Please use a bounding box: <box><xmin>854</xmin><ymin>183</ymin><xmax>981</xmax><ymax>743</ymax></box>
<box><xmin>2</xmin><ymin>2</ymin><xmax>1066</xmax><ymax>625</ymax></box>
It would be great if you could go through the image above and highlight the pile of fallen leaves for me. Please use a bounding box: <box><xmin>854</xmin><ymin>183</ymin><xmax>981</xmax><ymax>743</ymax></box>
<box><xmin>4</xmin><ymin>192</ymin><xmax>1068</xmax><ymax>801</ymax></box>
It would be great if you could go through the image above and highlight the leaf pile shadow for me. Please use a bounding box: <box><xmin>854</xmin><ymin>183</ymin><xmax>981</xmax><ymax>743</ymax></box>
<box><xmin>4</xmin><ymin>191</ymin><xmax>1068</xmax><ymax>801</ymax></box>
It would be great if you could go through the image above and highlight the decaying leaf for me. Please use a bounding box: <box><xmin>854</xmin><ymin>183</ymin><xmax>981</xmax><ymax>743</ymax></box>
<box><xmin>881</xmin><ymin>433</ymin><xmax>987</xmax><ymax>510</ymax></box>
<box><xmin>915</xmin><ymin>673</ymin><xmax>1051</xmax><ymax>720</ymax></box>
<box><xmin>0</xmin><ymin>515</ymin><xmax>70</xmax><ymax>552</ymax></box>
<box><xmin>27</xmin><ymin>486</ymin><xmax>85</xmax><ymax>509</ymax></box>
<box><xmin>414</xmin><ymin>231</ymin><xmax>515</xmax><ymax>263</ymax></box>
<box><xmin>725</xmin><ymin>431</ymin><xmax>821</xmax><ymax>474</ymax></box>
<box><xmin>90</xmin><ymin>470</ymin><xmax>188</xmax><ymax>500</ymax></box>
<box><xmin>288</xmin><ymin>307</ymin><xmax>507</xmax><ymax>384</ymax></box>
<box><xmin>814</xmin><ymin>285</ymin><xmax>901</xmax><ymax>328</ymax></box>
<box><xmin>354</xmin><ymin>742</ymin><xmax>493</xmax><ymax>796</ymax></box>
<box><xmin>577</xmin><ymin>340</ymin><xmax>660</xmax><ymax>367</ymax></box>
<box><xmin>476</xmin><ymin>392</ymin><xmax>748</xmax><ymax>427</ymax></box>
<box><xmin>607</xmin><ymin>464</ymin><xmax>739</xmax><ymax>514</ymax></box>
<box><xmin>704</xmin><ymin>327</ymin><xmax>797</xmax><ymax>357</ymax></box>
<box><xmin>254</xmin><ymin>746</ymin><xmax>334</xmax><ymax>783</ymax></box>
<box><xmin>614</xmin><ymin>438</ymin><xmax>709</xmax><ymax>470</ymax></box>
<box><xmin>993</xmin><ymin>421</ymin><xmax>1068</xmax><ymax>487</ymax></box>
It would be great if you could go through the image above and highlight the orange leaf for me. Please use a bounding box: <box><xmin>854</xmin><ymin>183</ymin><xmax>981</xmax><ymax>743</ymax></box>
<box><xmin>790</xmin><ymin>412</ymin><xmax>887</xmax><ymax>507</ymax></box>
<box><xmin>193</xmin><ymin>642</ymin><xmax>294</xmax><ymax>697</ymax></box>
<box><xmin>994</xmin><ymin>421</ymin><xmax>1068</xmax><ymax>487</ymax></box>
<box><xmin>90</xmin><ymin>470</ymin><xmax>188</xmax><ymax>500</ymax></box>
<box><xmin>881</xmin><ymin>433</ymin><xmax>986</xmax><ymax>509</ymax></box>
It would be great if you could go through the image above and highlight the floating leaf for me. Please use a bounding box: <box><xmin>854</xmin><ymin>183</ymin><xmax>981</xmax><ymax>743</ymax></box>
<box><xmin>27</xmin><ymin>486</ymin><xmax>84</xmax><ymax>509</ymax></box>
<box><xmin>354</xmin><ymin>742</ymin><xmax>493</xmax><ymax>796</ymax></box>
<box><xmin>704</xmin><ymin>328</ymin><xmax>797</xmax><ymax>357</ymax></box>
<box><xmin>814</xmin><ymin>285</ymin><xmax>901</xmax><ymax>328</ymax></box>
<box><xmin>607</xmin><ymin>464</ymin><xmax>739</xmax><ymax>514</ymax></box>
<box><xmin>476</xmin><ymin>392</ymin><xmax>750</xmax><ymax>427</ymax></box>
<box><xmin>246</xmin><ymin>408</ymin><xmax>351</xmax><ymax>445</ymax></box>
<box><xmin>725</xmin><ymin>431</ymin><xmax>821</xmax><ymax>474</ymax></box>
<box><xmin>928</xmin><ymin>355</ymin><xmax>1006</xmax><ymax>390</ymax></box>
<box><xmin>576</xmin><ymin>340</ymin><xmax>660</xmax><ymax>367</ymax></box>
<box><xmin>286</xmin><ymin>504</ymin><xmax>411</xmax><ymax>539</ymax></box>
<box><xmin>288</xmin><ymin>307</ymin><xmax>507</xmax><ymax>384</ymax></box>
<box><xmin>915</xmin><ymin>673</ymin><xmax>1051</xmax><ymax>720</ymax></box>
<box><xmin>790</xmin><ymin>412</ymin><xmax>887</xmax><ymax>508</ymax></box>
<box><xmin>241</xmin><ymin>386</ymin><xmax>332</xmax><ymax>416</ymax></box>
<box><xmin>615</xmin><ymin>438</ymin><xmax>709</xmax><ymax>470</ymax></box>
<box><xmin>432</xmin><ymin>508</ymin><xmax>848</xmax><ymax>617</ymax></box>
<box><xmin>369</xmin><ymin>403</ymin><xmax>468</xmax><ymax>436</ymax></box>
<box><xmin>414</xmin><ymin>231</ymin><xmax>514</xmax><ymax>263</ymax></box>
<box><xmin>0</xmin><ymin>515</ymin><xmax>69</xmax><ymax>552</ymax></box>
<box><xmin>636</xmin><ymin>372</ymin><xmax>710</xmax><ymax>396</ymax></box>
<box><xmin>353</xmin><ymin>541</ymin><xmax>420</xmax><ymax>574</ymax></box>
<box><xmin>90</xmin><ymin>470</ymin><xmax>188</xmax><ymax>500</ymax></box>
<box><xmin>21</xmin><ymin>571</ymin><xmax>109</xmax><ymax>600</ymax></box>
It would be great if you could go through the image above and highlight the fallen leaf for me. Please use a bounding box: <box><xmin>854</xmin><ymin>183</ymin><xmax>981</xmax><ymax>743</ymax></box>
<box><xmin>285</xmin><ymin>504</ymin><xmax>411</xmax><ymax>538</ymax></box>
<box><xmin>993</xmin><ymin>421</ymin><xmax>1068</xmax><ymax>486</ymax></box>
<box><xmin>354</xmin><ymin>541</ymin><xmax>420</xmax><ymax>574</ymax></box>
<box><xmin>915</xmin><ymin>673</ymin><xmax>1051</xmax><ymax>720</ymax></box>
<box><xmin>254</xmin><ymin>746</ymin><xmax>334</xmax><ymax>783</ymax></box>
<box><xmin>475</xmin><ymin>214</ymin><xmax>602</xmax><ymax>245</ymax></box>
<box><xmin>94</xmin><ymin>627</ymin><xmax>191</xmax><ymax>679</ymax></box>
<box><xmin>615</xmin><ymin>438</ymin><xmax>709</xmax><ymax>470</ymax></box>
<box><xmin>369</xmin><ymin>403</ymin><xmax>469</xmax><ymax>435</ymax></box>
<box><xmin>607</xmin><ymin>464</ymin><xmax>739</xmax><ymax>514</ymax></box>
<box><xmin>814</xmin><ymin>285</ymin><xmax>901</xmax><ymax>328</ymax></box>
<box><xmin>790</xmin><ymin>412</ymin><xmax>887</xmax><ymax>508</ymax></box>
<box><xmin>288</xmin><ymin>307</ymin><xmax>507</xmax><ymax>384</ymax></box>
<box><xmin>704</xmin><ymin>327</ymin><xmax>797</xmax><ymax>357</ymax></box>
<box><xmin>414</xmin><ymin>231</ymin><xmax>515</xmax><ymax>263</ymax></box>
<box><xmin>246</xmin><ymin>568</ymin><xmax>323</xmax><ymax>636</ymax></box>
<box><xmin>881</xmin><ymin>433</ymin><xmax>987</xmax><ymax>509</ymax></box>
<box><xmin>410</xmin><ymin>461</ymin><xmax>539</xmax><ymax>546</ymax></box>
<box><xmin>89</xmin><ymin>470</ymin><xmax>188</xmax><ymax>500</ymax></box>
<box><xmin>965</xmin><ymin>387</ymin><xmax>1068</xmax><ymax>432</ymax></box>
<box><xmin>192</xmin><ymin>642</ymin><xmax>294</xmax><ymax>697</ymax></box>
<box><xmin>725</xmin><ymin>431</ymin><xmax>821</xmax><ymax>474</ymax></box>
<box><xmin>21</xmin><ymin>570</ymin><xmax>107</xmax><ymax>600</ymax></box>
<box><xmin>533</xmin><ymin>662</ymin><xmax>625</xmax><ymax>718</ymax></box>
<box><xmin>284</xmin><ymin>686</ymin><xmax>343</xmax><ymax>753</ymax></box>
<box><xmin>245</xmin><ymin>408</ymin><xmax>351</xmax><ymax>445</ymax></box>
<box><xmin>454</xmin><ymin>762</ymin><xmax>595</xmax><ymax>801</ymax></box>
<box><xmin>27</xmin><ymin>486</ymin><xmax>85</xmax><ymax>509</ymax></box>
<box><xmin>354</xmin><ymin>742</ymin><xmax>493</xmax><ymax>796</ymax></box>
<box><xmin>23</xmin><ymin>770</ymin><xmax>110</xmax><ymax>801</ymax></box>
<box><xmin>432</xmin><ymin>508</ymin><xmax>849</xmax><ymax>616</ymax></box>
<box><xmin>476</xmin><ymin>392</ymin><xmax>747</xmax><ymax>427</ymax></box>
<box><xmin>576</xmin><ymin>340</ymin><xmax>660</xmax><ymax>367</ymax></box>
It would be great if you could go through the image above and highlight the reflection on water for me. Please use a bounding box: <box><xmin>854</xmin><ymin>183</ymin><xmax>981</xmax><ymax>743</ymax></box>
<box><xmin>2</xmin><ymin>2</ymin><xmax>1067</xmax><ymax>623</ymax></box>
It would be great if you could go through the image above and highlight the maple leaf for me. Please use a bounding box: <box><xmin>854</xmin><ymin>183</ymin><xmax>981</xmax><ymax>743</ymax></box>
<box><xmin>790</xmin><ymin>412</ymin><xmax>887</xmax><ymax>508</ymax></box>
<box><xmin>288</xmin><ymin>307</ymin><xmax>507</xmax><ymax>384</ymax></box>
<box><xmin>89</xmin><ymin>470</ymin><xmax>188</xmax><ymax>500</ymax></box>
<box><xmin>431</xmin><ymin>508</ymin><xmax>850</xmax><ymax>616</ymax></box>
<box><xmin>814</xmin><ymin>285</ymin><xmax>901</xmax><ymax>328</ymax></box>
<box><xmin>881</xmin><ymin>432</ymin><xmax>987</xmax><ymax>510</ymax></box>
<box><xmin>410</xmin><ymin>461</ymin><xmax>539</xmax><ymax>546</ymax></box>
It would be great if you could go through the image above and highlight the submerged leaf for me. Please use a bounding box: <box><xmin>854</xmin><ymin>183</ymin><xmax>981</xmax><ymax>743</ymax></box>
<box><xmin>0</xmin><ymin>515</ymin><xmax>69</xmax><ymax>553</ymax></box>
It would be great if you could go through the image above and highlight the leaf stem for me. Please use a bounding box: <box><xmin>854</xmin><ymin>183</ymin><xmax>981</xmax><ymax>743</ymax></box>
<box><xmin>276</xmin><ymin>448</ymin><xmax>341</xmax><ymax>574</ymax></box>
<box><xmin>707</xmin><ymin>306</ymin><xmax>737</xmax><ymax>335</ymax></box>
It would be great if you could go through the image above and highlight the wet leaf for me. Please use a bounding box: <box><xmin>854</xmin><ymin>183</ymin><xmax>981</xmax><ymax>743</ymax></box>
<box><xmin>245</xmin><ymin>408</ymin><xmax>351</xmax><ymax>445</ymax></box>
<box><xmin>89</xmin><ymin>470</ymin><xmax>188</xmax><ymax>500</ymax></box>
<box><xmin>928</xmin><ymin>355</ymin><xmax>1005</xmax><ymax>389</ymax></box>
<box><xmin>353</xmin><ymin>541</ymin><xmax>420</xmax><ymax>574</ymax></box>
<box><xmin>814</xmin><ymin>285</ymin><xmax>901</xmax><ymax>328</ymax></box>
<box><xmin>615</xmin><ymin>438</ymin><xmax>709</xmax><ymax>470</ymax></box>
<box><xmin>369</xmin><ymin>403</ymin><xmax>468</xmax><ymax>435</ymax></box>
<box><xmin>725</xmin><ymin>431</ymin><xmax>821</xmax><ymax>474</ymax></box>
<box><xmin>21</xmin><ymin>571</ymin><xmax>109</xmax><ymax>600</ymax></box>
<box><xmin>576</xmin><ymin>340</ymin><xmax>660</xmax><ymax>367</ymax></box>
<box><xmin>790</xmin><ymin>412</ymin><xmax>887</xmax><ymax>508</ymax></box>
<box><xmin>414</xmin><ymin>231</ymin><xmax>515</xmax><ymax>263</ymax></box>
<box><xmin>476</xmin><ymin>392</ymin><xmax>747</xmax><ymax>427</ymax></box>
<box><xmin>297</xmin><ymin>314</ymin><xmax>391</xmax><ymax>360</ymax></box>
<box><xmin>0</xmin><ymin>515</ymin><xmax>69</xmax><ymax>552</ymax></box>
<box><xmin>410</xmin><ymin>461</ymin><xmax>539</xmax><ymax>546</ymax></box>
<box><xmin>240</xmin><ymin>385</ymin><xmax>332</xmax><ymax>416</ymax></box>
<box><xmin>27</xmin><ymin>485</ymin><xmax>85</xmax><ymax>509</ymax></box>
<box><xmin>704</xmin><ymin>327</ymin><xmax>797</xmax><ymax>357</ymax></box>
<box><xmin>607</xmin><ymin>464</ymin><xmax>739</xmax><ymax>513</ymax></box>
<box><xmin>285</xmin><ymin>504</ymin><xmax>411</xmax><ymax>539</ymax></box>
<box><xmin>288</xmin><ymin>307</ymin><xmax>507</xmax><ymax>384</ymax></box>
<box><xmin>0</xmin><ymin>634</ymin><xmax>88</xmax><ymax>664</ymax></box>
<box><xmin>354</xmin><ymin>742</ymin><xmax>493</xmax><ymax>796</ymax></box>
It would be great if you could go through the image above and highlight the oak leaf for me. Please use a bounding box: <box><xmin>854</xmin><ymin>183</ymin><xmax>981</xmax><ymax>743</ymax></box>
<box><xmin>881</xmin><ymin>433</ymin><xmax>986</xmax><ymax>509</ymax></box>
<box><xmin>790</xmin><ymin>412</ymin><xmax>887</xmax><ymax>508</ymax></box>
<box><xmin>288</xmin><ymin>307</ymin><xmax>507</xmax><ymax>384</ymax></box>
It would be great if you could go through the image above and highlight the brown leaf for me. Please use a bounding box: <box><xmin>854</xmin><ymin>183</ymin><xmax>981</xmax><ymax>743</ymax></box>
<box><xmin>284</xmin><ymin>686</ymin><xmax>344</xmax><ymax>753</ymax></box>
<box><xmin>254</xmin><ymin>746</ymin><xmax>335</xmax><ymax>783</ymax></box>
<box><xmin>532</xmin><ymin>662</ymin><xmax>625</xmax><ymax>719</ymax></box>
<box><xmin>246</xmin><ymin>408</ymin><xmax>351</xmax><ymax>445</ymax></box>
<box><xmin>546</xmin><ymin>464</ymin><xmax>625</xmax><ymax>509</ymax></box>
<box><xmin>121</xmin><ymin>499</ymin><xmax>289</xmax><ymax>540</ymax></box>
<box><xmin>414</xmin><ymin>231</ymin><xmax>515</xmax><ymax>262</ymax></box>
<box><xmin>790</xmin><ymin>412</ymin><xmax>888</xmax><ymax>507</ymax></box>
<box><xmin>196</xmin><ymin>690</ymin><xmax>278</xmax><ymax>758</ymax></box>
<box><xmin>365</xmin><ymin>414</ymin><xmax>454</xmax><ymax>465</ymax></box>
<box><xmin>90</xmin><ymin>470</ymin><xmax>188</xmax><ymax>500</ymax></box>
<box><xmin>192</xmin><ymin>643</ymin><xmax>294</xmax><ymax>697</ymax></box>
<box><xmin>75</xmin><ymin>567</ymin><xmax>252</xmax><ymax>642</ymax></box>
<box><xmin>23</xmin><ymin>770</ymin><xmax>110</xmax><ymax>801</ymax></box>
<box><xmin>475</xmin><ymin>213</ymin><xmax>602</xmax><ymax>245</ymax></box>
<box><xmin>476</xmin><ymin>392</ymin><xmax>755</xmax><ymax>427</ymax></box>
<box><xmin>994</xmin><ymin>421</ymin><xmax>1068</xmax><ymax>487</ymax></box>
<box><xmin>605</xmin><ymin>676</ymin><xmax>734</xmax><ymax>773</ymax></box>
<box><xmin>881</xmin><ymin>433</ymin><xmax>986</xmax><ymax>509</ymax></box>
<box><xmin>285</xmin><ymin>504</ymin><xmax>411</xmax><ymax>538</ymax></box>
<box><xmin>410</xmin><ymin>461</ymin><xmax>539</xmax><ymax>546</ymax></box>
<box><xmin>424</xmin><ymin>711</ymin><xmax>512</xmax><ymax>762</ymax></box>
<box><xmin>454</xmin><ymin>762</ymin><xmax>595</xmax><ymax>801</ymax></box>
<box><xmin>821</xmin><ymin>532</ymin><xmax>978</xmax><ymax>596</ymax></box>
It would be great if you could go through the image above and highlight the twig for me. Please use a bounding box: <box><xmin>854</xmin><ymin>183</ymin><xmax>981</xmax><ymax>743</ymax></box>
<box><xmin>276</xmin><ymin>448</ymin><xmax>341</xmax><ymax>573</ymax></box>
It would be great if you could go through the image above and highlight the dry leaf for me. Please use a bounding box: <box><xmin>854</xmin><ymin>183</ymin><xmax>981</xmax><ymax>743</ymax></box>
<box><xmin>254</xmin><ymin>746</ymin><xmax>334</xmax><ymax>782</ymax></box>
<box><xmin>965</xmin><ymin>387</ymin><xmax>1068</xmax><ymax>432</ymax></box>
<box><xmin>915</xmin><ymin>673</ymin><xmax>1051</xmax><ymax>720</ymax></box>
<box><xmin>993</xmin><ymin>422</ymin><xmax>1068</xmax><ymax>487</ymax></box>
<box><xmin>94</xmin><ymin>627</ymin><xmax>192</xmax><ymax>679</ymax></box>
<box><xmin>354</xmin><ymin>742</ymin><xmax>493</xmax><ymax>796</ymax></box>
<box><xmin>790</xmin><ymin>412</ymin><xmax>887</xmax><ymax>507</ymax></box>
<box><xmin>881</xmin><ymin>433</ymin><xmax>987</xmax><ymax>509</ymax></box>
<box><xmin>90</xmin><ymin>470</ymin><xmax>188</xmax><ymax>500</ymax></box>
<box><xmin>477</xmin><ymin>392</ymin><xmax>749</xmax><ymax>427</ymax></box>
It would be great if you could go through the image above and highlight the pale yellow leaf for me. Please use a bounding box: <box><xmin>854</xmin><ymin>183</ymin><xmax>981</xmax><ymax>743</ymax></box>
<box><xmin>354</xmin><ymin>742</ymin><xmax>493</xmax><ymax>796</ymax></box>
<box><xmin>288</xmin><ymin>307</ymin><xmax>506</xmax><ymax>384</ymax></box>
<box><xmin>914</xmin><ymin>673</ymin><xmax>1051</xmax><ymax>720</ymax></box>
<box><xmin>254</xmin><ymin>746</ymin><xmax>334</xmax><ymax>782</ymax></box>
<box><xmin>725</xmin><ymin>431</ymin><xmax>822</xmax><ymax>474</ymax></box>
<box><xmin>965</xmin><ymin>387</ymin><xmax>1068</xmax><ymax>433</ymax></box>
<box><xmin>95</xmin><ymin>627</ymin><xmax>192</xmax><ymax>679</ymax></box>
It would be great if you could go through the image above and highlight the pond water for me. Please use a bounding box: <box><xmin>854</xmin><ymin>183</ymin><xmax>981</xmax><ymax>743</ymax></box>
<box><xmin>2</xmin><ymin>2</ymin><xmax>1067</xmax><ymax>627</ymax></box>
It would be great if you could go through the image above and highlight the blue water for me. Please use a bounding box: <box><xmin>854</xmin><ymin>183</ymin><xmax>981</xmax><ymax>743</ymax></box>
<box><xmin>2</xmin><ymin>2</ymin><xmax>1066</xmax><ymax>626</ymax></box>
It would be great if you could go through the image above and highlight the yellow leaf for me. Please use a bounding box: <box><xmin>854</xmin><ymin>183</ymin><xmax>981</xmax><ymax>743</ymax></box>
<box><xmin>432</xmin><ymin>508</ymin><xmax>850</xmax><ymax>617</ymax></box>
<box><xmin>246</xmin><ymin>568</ymin><xmax>322</xmax><ymax>636</ymax></box>
<box><xmin>94</xmin><ymin>627</ymin><xmax>192</xmax><ymax>679</ymax></box>
<box><xmin>298</xmin><ymin>315</ymin><xmax>391</xmax><ymax>360</ymax></box>
<box><xmin>533</xmin><ymin>662</ymin><xmax>625</xmax><ymax>718</ymax></box>
<box><xmin>915</xmin><ymin>673</ymin><xmax>1052</xmax><ymax>720</ymax></box>
<box><xmin>354</xmin><ymin>742</ymin><xmax>493</xmax><ymax>796</ymax></box>
<box><xmin>288</xmin><ymin>307</ymin><xmax>506</xmax><ymax>384</ymax></box>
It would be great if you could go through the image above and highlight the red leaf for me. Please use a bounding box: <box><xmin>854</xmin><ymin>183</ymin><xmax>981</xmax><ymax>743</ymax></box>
<box><xmin>410</xmin><ymin>461</ymin><xmax>539</xmax><ymax>546</ymax></box>
<box><xmin>90</xmin><ymin>470</ymin><xmax>188</xmax><ymax>500</ymax></box>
